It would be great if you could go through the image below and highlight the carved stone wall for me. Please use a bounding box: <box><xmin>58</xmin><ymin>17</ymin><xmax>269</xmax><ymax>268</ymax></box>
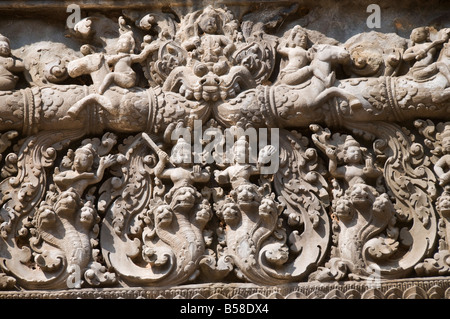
<box><xmin>0</xmin><ymin>0</ymin><xmax>449</xmax><ymax>299</ymax></box>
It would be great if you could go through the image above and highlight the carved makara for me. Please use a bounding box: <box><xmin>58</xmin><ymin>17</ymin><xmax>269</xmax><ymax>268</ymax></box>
<box><xmin>414</xmin><ymin>120</ymin><xmax>450</xmax><ymax>275</ymax></box>
<box><xmin>0</xmin><ymin>3</ymin><xmax>449</xmax><ymax>291</ymax></box>
<box><xmin>100</xmin><ymin>132</ymin><xmax>212</xmax><ymax>286</ymax></box>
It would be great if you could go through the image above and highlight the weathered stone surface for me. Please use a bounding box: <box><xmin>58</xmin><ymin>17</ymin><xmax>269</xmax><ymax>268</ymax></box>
<box><xmin>0</xmin><ymin>0</ymin><xmax>448</xmax><ymax>299</ymax></box>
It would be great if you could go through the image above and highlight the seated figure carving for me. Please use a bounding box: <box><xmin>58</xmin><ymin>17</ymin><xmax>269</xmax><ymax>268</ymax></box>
<box><xmin>53</xmin><ymin>143</ymin><xmax>117</xmax><ymax>196</ymax></box>
<box><xmin>403</xmin><ymin>27</ymin><xmax>450</xmax><ymax>82</ymax></box>
<box><xmin>66</xmin><ymin>16</ymin><xmax>158</xmax><ymax>118</ymax></box>
<box><xmin>97</xmin><ymin>17</ymin><xmax>158</xmax><ymax>94</ymax></box>
<box><xmin>0</xmin><ymin>34</ymin><xmax>24</xmax><ymax>91</ymax></box>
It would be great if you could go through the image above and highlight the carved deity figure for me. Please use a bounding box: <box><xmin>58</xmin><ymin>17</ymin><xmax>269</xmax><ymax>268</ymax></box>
<box><xmin>276</xmin><ymin>26</ymin><xmax>332</xmax><ymax>87</ymax></box>
<box><xmin>53</xmin><ymin>144</ymin><xmax>116</xmax><ymax>195</ymax></box>
<box><xmin>153</xmin><ymin>136</ymin><xmax>210</xmax><ymax>190</ymax></box>
<box><xmin>325</xmin><ymin>135</ymin><xmax>380</xmax><ymax>189</ymax></box>
<box><xmin>214</xmin><ymin>136</ymin><xmax>276</xmax><ymax>190</ymax></box>
<box><xmin>434</xmin><ymin>126</ymin><xmax>450</xmax><ymax>187</ymax></box>
<box><xmin>97</xmin><ymin>17</ymin><xmax>159</xmax><ymax>94</ymax></box>
<box><xmin>215</xmin><ymin>136</ymin><xmax>259</xmax><ymax>189</ymax></box>
<box><xmin>403</xmin><ymin>27</ymin><xmax>450</xmax><ymax>82</ymax></box>
<box><xmin>0</xmin><ymin>34</ymin><xmax>24</xmax><ymax>91</ymax></box>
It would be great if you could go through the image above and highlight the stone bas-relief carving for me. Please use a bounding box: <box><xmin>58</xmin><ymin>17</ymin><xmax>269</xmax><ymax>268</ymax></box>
<box><xmin>0</xmin><ymin>2</ymin><xmax>449</xmax><ymax>297</ymax></box>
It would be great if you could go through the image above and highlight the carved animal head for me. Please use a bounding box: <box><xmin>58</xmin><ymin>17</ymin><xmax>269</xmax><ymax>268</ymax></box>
<box><xmin>309</xmin><ymin>44</ymin><xmax>350</xmax><ymax>65</ymax></box>
<box><xmin>195</xmin><ymin>199</ymin><xmax>212</xmax><ymax>224</ymax></box>
<box><xmin>347</xmin><ymin>183</ymin><xmax>376</xmax><ymax>209</ymax></box>
<box><xmin>80</xmin><ymin>201</ymin><xmax>98</xmax><ymax>226</ymax></box>
<box><xmin>54</xmin><ymin>188</ymin><xmax>81</xmax><ymax>217</ymax></box>
<box><xmin>258</xmin><ymin>195</ymin><xmax>283</xmax><ymax>220</ymax></box>
<box><xmin>232</xmin><ymin>183</ymin><xmax>262</xmax><ymax>209</ymax></box>
<box><xmin>154</xmin><ymin>204</ymin><xmax>173</xmax><ymax>226</ymax></box>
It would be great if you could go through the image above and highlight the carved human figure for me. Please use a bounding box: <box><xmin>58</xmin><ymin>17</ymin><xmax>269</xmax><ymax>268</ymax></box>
<box><xmin>183</xmin><ymin>8</ymin><xmax>235</xmax><ymax>67</ymax></box>
<box><xmin>214</xmin><ymin>136</ymin><xmax>275</xmax><ymax>190</ymax></box>
<box><xmin>0</xmin><ymin>34</ymin><xmax>24</xmax><ymax>91</ymax></box>
<box><xmin>53</xmin><ymin>144</ymin><xmax>116</xmax><ymax>195</ymax></box>
<box><xmin>403</xmin><ymin>27</ymin><xmax>450</xmax><ymax>82</ymax></box>
<box><xmin>434</xmin><ymin>127</ymin><xmax>450</xmax><ymax>187</ymax></box>
<box><xmin>325</xmin><ymin>135</ymin><xmax>380</xmax><ymax>188</ymax></box>
<box><xmin>153</xmin><ymin>137</ymin><xmax>210</xmax><ymax>190</ymax></box>
<box><xmin>276</xmin><ymin>26</ymin><xmax>332</xmax><ymax>87</ymax></box>
<box><xmin>97</xmin><ymin>17</ymin><xmax>159</xmax><ymax>94</ymax></box>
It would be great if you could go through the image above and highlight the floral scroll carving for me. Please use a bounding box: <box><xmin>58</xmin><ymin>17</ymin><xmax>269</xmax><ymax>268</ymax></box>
<box><xmin>0</xmin><ymin>4</ymin><xmax>449</xmax><ymax>291</ymax></box>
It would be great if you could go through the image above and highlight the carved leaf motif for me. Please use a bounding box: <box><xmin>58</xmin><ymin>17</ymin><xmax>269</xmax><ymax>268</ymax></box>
<box><xmin>270</xmin><ymin>129</ymin><xmax>330</xmax><ymax>281</ymax></box>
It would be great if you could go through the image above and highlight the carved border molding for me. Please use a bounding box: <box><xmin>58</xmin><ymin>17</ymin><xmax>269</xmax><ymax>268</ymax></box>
<box><xmin>1</xmin><ymin>276</ymin><xmax>450</xmax><ymax>299</ymax></box>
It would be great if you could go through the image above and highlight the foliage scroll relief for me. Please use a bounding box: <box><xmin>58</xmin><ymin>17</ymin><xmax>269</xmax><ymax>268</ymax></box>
<box><xmin>0</xmin><ymin>5</ymin><xmax>449</xmax><ymax>290</ymax></box>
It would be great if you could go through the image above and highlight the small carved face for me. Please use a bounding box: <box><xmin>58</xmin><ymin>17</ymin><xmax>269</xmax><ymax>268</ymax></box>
<box><xmin>196</xmin><ymin>206</ymin><xmax>212</xmax><ymax>223</ymax></box>
<box><xmin>199</xmin><ymin>15</ymin><xmax>218</xmax><ymax>34</ymax></box>
<box><xmin>334</xmin><ymin>197</ymin><xmax>353</xmax><ymax>220</ymax></box>
<box><xmin>221</xmin><ymin>202</ymin><xmax>239</xmax><ymax>224</ymax></box>
<box><xmin>236</xmin><ymin>184</ymin><xmax>260</xmax><ymax>204</ymax></box>
<box><xmin>173</xmin><ymin>187</ymin><xmax>196</xmax><ymax>209</ymax></box>
<box><xmin>155</xmin><ymin>205</ymin><xmax>173</xmax><ymax>225</ymax></box>
<box><xmin>80</xmin><ymin>205</ymin><xmax>95</xmax><ymax>224</ymax></box>
<box><xmin>37</xmin><ymin>207</ymin><xmax>56</xmax><ymax>226</ymax></box>
<box><xmin>410</xmin><ymin>27</ymin><xmax>428</xmax><ymax>43</ymax></box>
<box><xmin>74</xmin><ymin>150</ymin><xmax>94</xmax><ymax>173</ymax></box>
<box><xmin>55</xmin><ymin>189</ymin><xmax>79</xmax><ymax>215</ymax></box>
<box><xmin>259</xmin><ymin>197</ymin><xmax>275</xmax><ymax>218</ymax></box>
<box><xmin>0</xmin><ymin>40</ymin><xmax>10</xmax><ymax>57</ymax></box>
<box><xmin>233</xmin><ymin>142</ymin><xmax>248</xmax><ymax>164</ymax></box>
<box><xmin>437</xmin><ymin>194</ymin><xmax>450</xmax><ymax>218</ymax></box>
<box><xmin>345</xmin><ymin>146</ymin><xmax>362</xmax><ymax>164</ymax></box>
